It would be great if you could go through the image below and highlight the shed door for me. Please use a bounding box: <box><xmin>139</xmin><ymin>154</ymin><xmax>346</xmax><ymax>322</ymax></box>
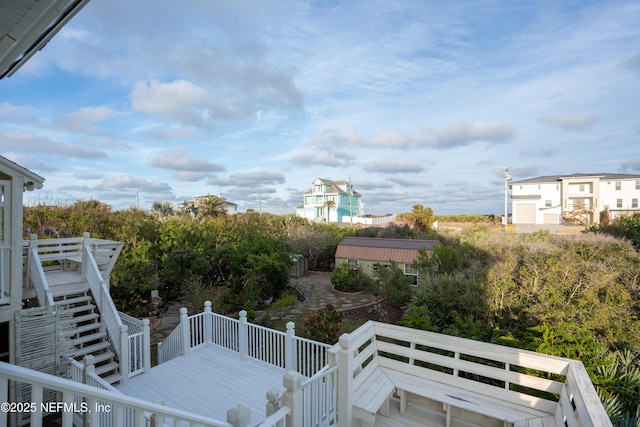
<box><xmin>515</xmin><ymin>204</ymin><xmax>536</xmax><ymax>224</ymax></box>
<box><xmin>543</xmin><ymin>213</ymin><xmax>558</xmax><ymax>224</ymax></box>
<box><xmin>0</xmin><ymin>181</ymin><xmax>10</xmax><ymax>303</ymax></box>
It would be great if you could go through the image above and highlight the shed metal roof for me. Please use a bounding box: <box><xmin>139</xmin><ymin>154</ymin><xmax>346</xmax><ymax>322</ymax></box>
<box><xmin>335</xmin><ymin>237</ymin><xmax>438</xmax><ymax>264</ymax></box>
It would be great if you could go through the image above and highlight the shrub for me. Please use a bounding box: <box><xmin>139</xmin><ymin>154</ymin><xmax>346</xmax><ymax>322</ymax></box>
<box><xmin>303</xmin><ymin>304</ymin><xmax>342</xmax><ymax>344</ymax></box>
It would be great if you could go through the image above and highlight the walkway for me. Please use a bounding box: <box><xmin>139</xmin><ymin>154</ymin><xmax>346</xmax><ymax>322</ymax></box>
<box><xmin>275</xmin><ymin>271</ymin><xmax>377</xmax><ymax>320</ymax></box>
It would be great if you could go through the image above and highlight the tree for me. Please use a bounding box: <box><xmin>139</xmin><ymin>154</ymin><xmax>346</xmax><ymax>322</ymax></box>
<box><xmin>402</xmin><ymin>204</ymin><xmax>435</xmax><ymax>232</ymax></box>
<box><xmin>195</xmin><ymin>195</ymin><xmax>227</xmax><ymax>219</ymax></box>
<box><xmin>150</xmin><ymin>201</ymin><xmax>174</xmax><ymax>220</ymax></box>
<box><xmin>324</xmin><ymin>199</ymin><xmax>336</xmax><ymax>223</ymax></box>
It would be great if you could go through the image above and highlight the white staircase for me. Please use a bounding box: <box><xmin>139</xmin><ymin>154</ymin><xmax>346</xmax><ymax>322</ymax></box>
<box><xmin>54</xmin><ymin>289</ymin><xmax>122</xmax><ymax>384</ymax></box>
<box><xmin>24</xmin><ymin>235</ymin><xmax>128</xmax><ymax>386</ymax></box>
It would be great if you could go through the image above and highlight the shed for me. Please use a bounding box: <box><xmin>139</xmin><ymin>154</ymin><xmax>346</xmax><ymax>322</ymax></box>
<box><xmin>290</xmin><ymin>254</ymin><xmax>308</xmax><ymax>278</ymax></box>
<box><xmin>335</xmin><ymin>237</ymin><xmax>438</xmax><ymax>285</ymax></box>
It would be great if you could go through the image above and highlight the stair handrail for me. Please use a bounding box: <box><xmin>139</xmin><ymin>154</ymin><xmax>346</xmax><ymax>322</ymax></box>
<box><xmin>82</xmin><ymin>242</ymin><xmax>129</xmax><ymax>382</ymax></box>
<box><xmin>27</xmin><ymin>244</ymin><xmax>54</xmax><ymax>306</ymax></box>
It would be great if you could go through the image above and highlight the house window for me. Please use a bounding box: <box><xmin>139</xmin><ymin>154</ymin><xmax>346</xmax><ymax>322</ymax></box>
<box><xmin>579</xmin><ymin>184</ymin><xmax>584</xmax><ymax>192</ymax></box>
<box><xmin>633</xmin><ymin>199</ymin><xmax>638</xmax><ymax>208</ymax></box>
<box><xmin>616</xmin><ymin>181</ymin><xmax>621</xmax><ymax>191</ymax></box>
<box><xmin>404</xmin><ymin>264</ymin><xmax>418</xmax><ymax>286</ymax></box>
<box><xmin>347</xmin><ymin>259</ymin><xmax>358</xmax><ymax>270</ymax></box>
<box><xmin>636</xmin><ymin>181</ymin><xmax>640</xmax><ymax>190</ymax></box>
<box><xmin>617</xmin><ymin>199</ymin><xmax>623</xmax><ymax>208</ymax></box>
<box><xmin>545</xmin><ymin>200</ymin><xmax>552</xmax><ymax>207</ymax></box>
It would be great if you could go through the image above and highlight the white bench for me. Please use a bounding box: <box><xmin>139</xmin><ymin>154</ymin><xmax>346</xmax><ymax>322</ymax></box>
<box><xmin>334</xmin><ymin>321</ymin><xmax>576</xmax><ymax>427</ymax></box>
<box><xmin>342</xmin><ymin>324</ymin><xmax>394</xmax><ymax>427</ymax></box>
<box><xmin>383</xmin><ymin>367</ymin><xmax>555</xmax><ymax>427</ymax></box>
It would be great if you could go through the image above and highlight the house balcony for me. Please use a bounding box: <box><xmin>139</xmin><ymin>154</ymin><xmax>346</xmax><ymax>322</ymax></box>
<box><xmin>0</xmin><ymin>303</ymin><xmax>611</xmax><ymax>427</ymax></box>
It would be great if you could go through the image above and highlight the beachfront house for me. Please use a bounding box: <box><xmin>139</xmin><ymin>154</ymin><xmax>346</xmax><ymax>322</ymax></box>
<box><xmin>511</xmin><ymin>173</ymin><xmax>640</xmax><ymax>225</ymax></box>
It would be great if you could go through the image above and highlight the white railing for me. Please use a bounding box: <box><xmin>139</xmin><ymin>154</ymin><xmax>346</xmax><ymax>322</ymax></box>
<box><xmin>157</xmin><ymin>303</ymin><xmax>331</xmax><ymax>378</ymax></box>
<box><xmin>157</xmin><ymin>322</ymin><xmax>183</xmax><ymax>364</ymax></box>
<box><xmin>211</xmin><ymin>309</ymin><xmax>240</xmax><ymax>351</ymax></box>
<box><xmin>300</xmin><ymin>365</ymin><xmax>337</xmax><ymax>427</ymax></box>
<box><xmin>27</xmin><ymin>247</ymin><xmax>54</xmax><ymax>306</ymax></box>
<box><xmin>0</xmin><ymin>361</ymin><xmax>243</xmax><ymax>427</ymax></box>
<box><xmin>0</xmin><ymin>246</ymin><xmax>9</xmax><ymax>304</ymax></box>
<box><xmin>127</xmin><ymin>331</ymin><xmax>144</xmax><ymax>377</ymax></box>
<box><xmin>246</xmin><ymin>322</ymin><xmax>286</xmax><ymax>369</ymax></box>
<box><xmin>85</xmin><ymin>243</ymin><xmax>127</xmax><ymax>377</ymax></box>
<box><xmin>330</xmin><ymin>321</ymin><xmax>612</xmax><ymax>427</ymax></box>
<box><xmin>119</xmin><ymin>311</ymin><xmax>143</xmax><ymax>335</ymax></box>
<box><xmin>294</xmin><ymin>336</ymin><xmax>330</xmax><ymax>379</ymax></box>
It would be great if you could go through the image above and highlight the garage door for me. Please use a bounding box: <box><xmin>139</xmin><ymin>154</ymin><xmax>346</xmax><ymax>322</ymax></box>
<box><xmin>515</xmin><ymin>204</ymin><xmax>536</xmax><ymax>224</ymax></box>
<box><xmin>543</xmin><ymin>213</ymin><xmax>558</xmax><ymax>224</ymax></box>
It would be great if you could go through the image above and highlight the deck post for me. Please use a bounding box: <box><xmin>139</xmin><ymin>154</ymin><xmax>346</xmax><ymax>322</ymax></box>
<box><xmin>120</xmin><ymin>324</ymin><xmax>129</xmax><ymax>383</ymax></box>
<box><xmin>239</xmin><ymin>310</ymin><xmax>248</xmax><ymax>360</ymax></box>
<box><xmin>81</xmin><ymin>232</ymin><xmax>90</xmax><ymax>277</ymax></box>
<box><xmin>285</xmin><ymin>321</ymin><xmax>296</xmax><ymax>372</ymax></box>
<box><xmin>282</xmin><ymin>371</ymin><xmax>303</xmax><ymax>427</ymax></box>
<box><xmin>336</xmin><ymin>332</ymin><xmax>355</xmax><ymax>427</ymax></box>
<box><xmin>180</xmin><ymin>307</ymin><xmax>190</xmax><ymax>357</ymax></box>
<box><xmin>227</xmin><ymin>404</ymin><xmax>251</xmax><ymax>427</ymax></box>
<box><xmin>142</xmin><ymin>319</ymin><xmax>151</xmax><ymax>373</ymax></box>
<box><xmin>82</xmin><ymin>355</ymin><xmax>95</xmax><ymax>426</ymax></box>
<box><xmin>266</xmin><ymin>388</ymin><xmax>281</xmax><ymax>417</ymax></box>
<box><xmin>204</xmin><ymin>301</ymin><xmax>212</xmax><ymax>345</ymax></box>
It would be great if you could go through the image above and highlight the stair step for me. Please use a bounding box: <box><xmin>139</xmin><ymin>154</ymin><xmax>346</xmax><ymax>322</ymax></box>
<box><xmin>73</xmin><ymin>331</ymin><xmax>107</xmax><ymax>346</ymax></box>
<box><xmin>102</xmin><ymin>373</ymin><xmax>122</xmax><ymax>385</ymax></box>
<box><xmin>70</xmin><ymin>341</ymin><xmax>111</xmax><ymax>358</ymax></box>
<box><xmin>91</xmin><ymin>350</ymin><xmax>116</xmax><ymax>365</ymax></box>
<box><xmin>50</xmin><ymin>283</ymin><xmax>90</xmax><ymax>298</ymax></box>
<box><xmin>64</xmin><ymin>322</ymin><xmax>101</xmax><ymax>337</ymax></box>
<box><xmin>55</xmin><ymin>295</ymin><xmax>91</xmax><ymax>306</ymax></box>
<box><xmin>61</xmin><ymin>312</ymin><xmax>99</xmax><ymax>325</ymax></box>
<box><xmin>94</xmin><ymin>361</ymin><xmax>119</xmax><ymax>376</ymax></box>
<box><xmin>60</xmin><ymin>303</ymin><xmax>95</xmax><ymax>316</ymax></box>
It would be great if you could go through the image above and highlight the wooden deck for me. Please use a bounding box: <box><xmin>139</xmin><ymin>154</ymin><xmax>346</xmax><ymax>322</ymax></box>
<box><xmin>115</xmin><ymin>345</ymin><xmax>287</xmax><ymax>425</ymax></box>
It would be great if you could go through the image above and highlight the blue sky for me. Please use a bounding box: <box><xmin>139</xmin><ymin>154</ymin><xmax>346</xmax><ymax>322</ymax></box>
<box><xmin>1</xmin><ymin>0</ymin><xmax>639</xmax><ymax>215</ymax></box>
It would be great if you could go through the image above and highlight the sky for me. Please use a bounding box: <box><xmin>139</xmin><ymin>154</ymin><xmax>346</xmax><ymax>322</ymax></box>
<box><xmin>1</xmin><ymin>0</ymin><xmax>639</xmax><ymax>216</ymax></box>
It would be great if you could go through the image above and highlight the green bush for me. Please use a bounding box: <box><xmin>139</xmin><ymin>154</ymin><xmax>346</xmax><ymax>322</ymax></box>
<box><xmin>302</xmin><ymin>304</ymin><xmax>342</xmax><ymax>344</ymax></box>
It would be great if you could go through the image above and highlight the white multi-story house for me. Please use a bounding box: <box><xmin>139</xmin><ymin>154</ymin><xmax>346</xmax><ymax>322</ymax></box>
<box><xmin>296</xmin><ymin>178</ymin><xmax>363</xmax><ymax>223</ymax></box>
<box><xmin>511</xmin><ymin>173</ymin><xmax>640</xmax><ymax>225</ymax></box>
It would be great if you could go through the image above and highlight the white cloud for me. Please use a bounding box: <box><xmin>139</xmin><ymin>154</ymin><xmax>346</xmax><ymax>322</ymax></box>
<box><xmin>542</xmin><ymin>114</ymin><xmax>599</xmax><ymax>130</ymax></box>
<box><xmin>99</xmin><ymin>175</ymin><xmax>173</xmax><ymax>194</ymax></box>
<box><xmin>363</xmin><ymin>159</ymin><xmax>424</xmax><ymax>174</ymax></box>
<box><xmin>0</xmin><ymin>129</ymin><xmax>107</xmax><ymax>159</ymax></box>
<box><xmin>58</xmin><ymin>106</ymin><xmax>123</xmax><ymax>133</ymax></box>
<box><xmin>151</xmin><ymin>148</ymin><xmax>225</xmax><ymax>173</ymax></box>
<box><xmin>131</xmin><ymin>79</ymin><xmax>211</xmax><ymax>125</ymax></box>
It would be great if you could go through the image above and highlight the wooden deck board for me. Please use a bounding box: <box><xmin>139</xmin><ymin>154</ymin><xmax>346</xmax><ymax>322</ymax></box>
<box><xmin>115</xmin><ymin>345</ymin><xmax>286</xmax><ymax>424</ymax></box>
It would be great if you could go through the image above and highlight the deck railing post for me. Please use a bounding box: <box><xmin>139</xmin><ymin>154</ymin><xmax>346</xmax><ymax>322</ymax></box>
<box><xmin>282</xmin><ymin>371</ymin><xmax>303</xmax><ymax>427</ymax></box>
<box><xmin>239</xmin><ymin>310</ymin><xmax>248</xmax><ymax>360</ymax></box>
<box><xmin>119</xmin><ymin>325</ymin><xmax>129</xmax><ymax>384</ymax></box>
<box><xmin>81</xmin><ymin>232</ymin><xmax>91</xmax><ymax>278</ymax></box>
<box><xmin>82</xmin><ymin>355</ymin><xmax>95</xmax><ymax>426</ymax></box>
<box><xmin>180</xmin><ymin>307</ymin><xmax>190</xmax><ymax>357</ymax></box>
<box><xmin>142</xmin><ymin>319</ymin><xmax>151</xmax><ymax>373</ymax></box>
<box><xmin>227</xmin><ymin>404</ymin><xmax>251</xmax><ymax>427</ymax></box>
<box><xmin>285</xmin><ymin>321</ymin><xmax>296</xmax><ymax>373</ymax></box>
<box><xmin>204</xmin><ymin>301</ymin><xmax>212</xmax><ymax>345</ymax></box>
<box><xmin>336</xmin><ymin>333</ymin><xmax>355</xmax><ymax>427</ymax></box>
<box><xmin>266</xmin><ymin>388</ymin><xmax>281</xmax><ymax>417</ymax></box>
